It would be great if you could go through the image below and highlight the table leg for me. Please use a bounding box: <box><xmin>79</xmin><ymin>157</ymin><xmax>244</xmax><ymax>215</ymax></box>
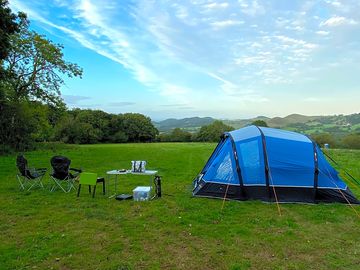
<box><xmin>108</xmin><ymin>174</ymin><xmax>117</xmax><ymax>199</ymax></box>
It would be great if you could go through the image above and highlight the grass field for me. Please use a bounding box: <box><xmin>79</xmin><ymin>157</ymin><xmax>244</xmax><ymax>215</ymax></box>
<box><xmin>0</xmin><ymin>143</ymin><xmax>359</xmax><ymax>270</ymax></box>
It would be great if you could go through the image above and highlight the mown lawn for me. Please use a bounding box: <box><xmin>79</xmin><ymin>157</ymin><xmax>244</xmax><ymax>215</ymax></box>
<box><xmin>0</xmin><ymin>143</ymin><xmax>359</xmax><ymax>270</ymax></box>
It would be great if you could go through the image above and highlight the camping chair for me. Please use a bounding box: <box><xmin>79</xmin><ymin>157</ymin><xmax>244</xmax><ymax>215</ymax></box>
<box><xmin>77</xmin><ymin>172</ymin><xmax>106</xmax><ymax>198</ymax></box>
<box><xmin>50</xmin><ymin>156</ymin><xmax>82</xmax><ymax>193</ymax></box>
<box><xmin>16</xmin><ymin>155</ymin><xmax>47</xmax><ymax>191</ymax></box>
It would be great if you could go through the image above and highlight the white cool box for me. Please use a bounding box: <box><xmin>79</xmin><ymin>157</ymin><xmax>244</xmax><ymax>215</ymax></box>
<box><xmin>133</xmin><ymin>186</ymin><xmax>151</xmax><ymax>201</ymax></box>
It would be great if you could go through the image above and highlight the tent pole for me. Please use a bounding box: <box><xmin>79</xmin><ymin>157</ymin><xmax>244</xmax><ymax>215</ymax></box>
<box><xmin>255</xmin><ymin>126</ymin><xmax>271</xmax><ymax>201</ymax></box>
<box><xmin>228</xmin><ymin>134</ymin><xmax>246</xmax><ymax>199</ymax></box>
<box><xmin>256</xmin><ymin>126</ymin><xmax>282</xmax><ymax>216</ymax></box>
<box><xmin>307</xmin><ymin>136</ymin><xmax>319</xmax><ymax>203</ymax></box>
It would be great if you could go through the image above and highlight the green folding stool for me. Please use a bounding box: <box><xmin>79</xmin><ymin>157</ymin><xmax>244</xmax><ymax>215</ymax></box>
<box><xmin>77</xmin><ymin>172</ymin><xmax>105</xmax><ymax>198</ymax></box>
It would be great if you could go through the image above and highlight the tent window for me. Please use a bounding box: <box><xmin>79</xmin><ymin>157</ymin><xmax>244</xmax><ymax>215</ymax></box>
<box><xmin>203</xmin><ymin>140</ymin><xmax>238</xmax><ymax>184</ymax></box>
<box><xmin>237</xmin><ymin>138</ymin><xmax>265</xmax><ymax>185</ymax></box>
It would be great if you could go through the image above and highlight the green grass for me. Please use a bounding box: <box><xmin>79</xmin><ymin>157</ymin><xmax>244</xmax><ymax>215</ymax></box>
<box><xmin>0</xmin><ymin>143</ymin><xmax>360</xmax><ymax>270</ymax></box>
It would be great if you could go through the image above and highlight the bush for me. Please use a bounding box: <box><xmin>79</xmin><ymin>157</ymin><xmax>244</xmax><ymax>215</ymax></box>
<box><xmin>158</xmin><ymin>128</ymin><xmax>192</xmax><ymax>142</ymax></box>
<box><xmin>342</xmin><ymin>133</ymin><xmax>360</xmax><ymax>149</ymax></box>
<box><xmin>311</xmin><ymin>133</ymin><xmax>337</xmax><ymax>148</ymax></box>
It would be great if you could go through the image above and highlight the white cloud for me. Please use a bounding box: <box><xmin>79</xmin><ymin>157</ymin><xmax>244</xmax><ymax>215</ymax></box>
<box><xmin>320</xmin><ymin>16</ymin><xmax>358</xmax><ymax>27</ymax></box>
<box><xmin>235</xmin><ymin>54</ymin><xmax>272</xmax><ymax>65</ymax></box>
<box><xmin>239</xmin><ymin>0</ymin><xmax>265</xmax><ymax>16</ymax></box>
<box><xmin>203</xmin><ymin>2</ymin><xmax>229</xmax><ymax>10</ymax></box>
<box><xmin>210</xmin><ymin>20</ymin><xmax>244</xmax><ymax>28</ymax></box>
<box><xmin>316</xmin><ymin>30</ymin><xmax>330</xmax><ymax>36</ymax></box>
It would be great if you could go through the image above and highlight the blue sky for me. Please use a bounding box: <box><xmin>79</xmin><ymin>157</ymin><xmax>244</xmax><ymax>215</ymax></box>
<box><xmin>9</xmin><ymin>0</ymin><xmax>360</xmax><ymax>120</ymax></box>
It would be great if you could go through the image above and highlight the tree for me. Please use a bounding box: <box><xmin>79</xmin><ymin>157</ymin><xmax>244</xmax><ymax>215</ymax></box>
<box><xmin>0</xmin><ymin>13</ymin><xmax>82</xmax><ymax>151</ymax></box>
<box><xmin>108</xmin><ymin>114</ymin><xmax>128</xmax><ymax>143</ymax></box>
<box><xmin>251</xmin><ymin>119</ymin><xmax>268</xmax><ymax>127</ymax></box>
<box><xmin>196</xmin><ymin>120</ymin><xmax>234</xmax><ymax>142</ymax></box>
<box><xmin>53</xmin><ymin>115</ymin><xmax>102</xmax><ymax>144</ymax></box>
<box><xmin>0</xmin><ymin>0</ymin><xmax>19</xmax><ymax>64</ymax></box>
<box><xmin>3</xmin><ymin>15</ymin><xmax>82</xmax><ymax>106</ymax></box>
<box><xmin>121</xmin><ymin>113</ymin><xmax>158</xmax><ymax>142</ymax></box>
<box><xmin>74</xmin><ymin>109</ymin><xmax>110</xmax><ymax>142</ymax></box>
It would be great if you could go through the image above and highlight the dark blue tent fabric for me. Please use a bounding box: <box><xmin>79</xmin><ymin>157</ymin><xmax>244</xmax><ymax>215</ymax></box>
<box><xmin>195</xmin><ymin>125</ymin><xmax>358</xmax><ymax>203</ymax></box>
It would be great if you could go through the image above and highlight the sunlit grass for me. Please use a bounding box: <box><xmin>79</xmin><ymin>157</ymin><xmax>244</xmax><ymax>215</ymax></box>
<box><xmin>0</xmin><ymin>144</ymin><xmax>359</xmax><ymax>269</ymax></box>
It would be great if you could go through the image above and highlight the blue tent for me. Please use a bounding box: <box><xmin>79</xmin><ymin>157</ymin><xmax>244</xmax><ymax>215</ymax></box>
<box><xmin>193</xmin><ymin>125</ymin><xmax>359</xmax><ymax>204</ymax></box>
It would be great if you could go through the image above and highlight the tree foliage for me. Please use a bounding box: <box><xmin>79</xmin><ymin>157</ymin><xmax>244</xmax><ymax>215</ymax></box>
<box><xmin>196</xmin><ymin>120</ymin><xmax>234</xmax><ymax>142</ymax></box>
<box><xmin>342</xmin><ymin>133</ymin><xmax>360</xmax><ymax>149</ymax></box>
<box><xmin>53</xmin><ymin>110</ymin><xmax>158</xmax><ymax>144</ymax></box>
<box><xmin>0</xmin><ymin>9</ymin><xmax>82</xmax><ymax>152</ymax></box>
<box><xmin>158</xmin><ymin>128</ymin><xmax>192</xmax><ymax>142</ymax></box>
<box><xmin>311</xmin><ymin>133</ymin><xmax>337</xmax><ymax>148</ymax></box>
<box><xmin>0</xmin><ymin>0</ymin><xmax>19</xmax><ymax>63</ymax></box>
<box><xmin>251</xmin><ymin>120</ymin><xmax>268</xmax><ymax>127</ymax></box>
<box><xmin>121</xmin><ymin>113</ymin><xmax>159</xmax><ymax>142</ymax></box>
<box><xmin>3</xmin><ymin>16</ymin><xmax>82</xmax><ymax>106</ymax></box>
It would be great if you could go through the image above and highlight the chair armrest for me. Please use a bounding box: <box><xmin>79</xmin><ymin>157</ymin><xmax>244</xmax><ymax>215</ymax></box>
<box><xmin>70</xmin><ymin>168</ymin><xmax>82</xmax><ymax>178</ymax></box>
<box><xmin>70</xmin><ymin>168</ymin><xmax>82</xmax><ymax>173</ymax></box>
<box><xmin>29</xmin><ymin>168</ymin><xmax>46</xmax><ymax>178</ymax></box>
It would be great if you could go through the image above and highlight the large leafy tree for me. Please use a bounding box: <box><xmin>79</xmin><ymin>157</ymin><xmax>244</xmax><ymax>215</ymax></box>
<box><xmin>121</xmin><ymin>113</ymin><xmax>159</xmax><ymax>142</ymax></box>
<box><xmin>0</xmin><ymin>11</ymin><xmax>82</xmax><ymax>152</ymax></box>
<box><xmin>3</xmin><ymin>15</ymin><xmax>82</xmax><ymax>106</ymax></box>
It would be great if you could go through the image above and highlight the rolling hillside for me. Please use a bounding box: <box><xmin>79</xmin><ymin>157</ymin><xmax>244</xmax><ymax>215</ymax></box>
<box><xmin>155</xmin><ymin>113</ymin><xmax>360</xmax><ymax>135</ymax></box>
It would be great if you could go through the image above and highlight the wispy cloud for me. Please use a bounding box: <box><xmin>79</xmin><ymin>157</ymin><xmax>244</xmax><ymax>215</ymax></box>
<box><xmin>203</xmin><ymin>2</ymin><xmax>229</xmax><ymax>10</ymax></box>
<box><xmin>210</xmin><ymin>20</ymin><xmax>244</xmax><ymax>29</ymax></box>
<box><xmin>239</xmin><ymin>0</ymin><xmax>265</xmax><ymax>16</ymax></box>
<box><xmin>316</xmin><ymin>30</ymin><xmax>330</xmax><ymax>35</ymax></box>
<box><xmin>320</xmin><ymin>16</ymin><xmax>358</xmax><ymax>27</ymax></box>
<box><xmin>108</xmin><ymin>102</ymin><xmax>136</xmax><ymax>107</ymax></box>
<box><xmin>62</xmin><ymin>94</ymin><xmax>91</xmax><ymax>105</ymax></box>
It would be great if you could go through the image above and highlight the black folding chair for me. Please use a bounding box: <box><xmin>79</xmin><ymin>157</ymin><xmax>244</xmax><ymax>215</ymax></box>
<box><xmin>16</xmin><ymin>155</ymin><xmax>47</xmax><ymax>191</ymax></box>
<box><xmin>49</xmin><ymin>156</ymin><xmax>82</xmax><ymax>193</ymax></box>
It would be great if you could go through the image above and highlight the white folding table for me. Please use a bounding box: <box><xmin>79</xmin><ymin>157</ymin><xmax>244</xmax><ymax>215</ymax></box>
<box><xmin>106</xmin><ymin>170</ymin><xmax>158</xmax><ymax>198</ymax></box>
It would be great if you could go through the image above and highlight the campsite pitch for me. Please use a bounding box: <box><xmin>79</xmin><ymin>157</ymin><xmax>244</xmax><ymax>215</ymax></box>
<box><xmin>0</xmin><ymin>143</ymin><xmax>359</xmax><ymax>270</ymax></box>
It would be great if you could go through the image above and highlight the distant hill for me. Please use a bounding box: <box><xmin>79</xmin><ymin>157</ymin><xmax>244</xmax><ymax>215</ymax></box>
<box><xmin>154</xmin><ymin>117</ymin><xmax>215</xmax><ymax>132</ymax></box>
<box><xmin>155</xmin><ymin>113</ymin><xmax>360</xmax><ymax>135</ymax></box>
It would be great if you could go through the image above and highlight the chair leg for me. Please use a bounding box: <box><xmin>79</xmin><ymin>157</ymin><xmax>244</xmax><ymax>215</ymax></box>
<box><xmin>92</xmin><ymin>185</ymin><xmax>96</xmax><ymax>198</ymax></box>
<box><xmin>68</xmin><ymin>179</ymin><xmax>76</xmax><ymax>192</ymax></box>
<box><xmin>102</xmin><ymin>181</ymin><xmax>105</xmax><ymax>195</ymax></box>
<box><xmin>77</xmin><ymin>184</ymin><xmax>81</xmax><ymax>197</ymax></box>
<box><xmin>17</xmin><ymin>175</ymin><xmax>25</xmax><ymax>190</ymax></box>
<box><xmin>88</xmin><ymin>186</ymin><xmax>91</xmax><ymax>193</ymax></box>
